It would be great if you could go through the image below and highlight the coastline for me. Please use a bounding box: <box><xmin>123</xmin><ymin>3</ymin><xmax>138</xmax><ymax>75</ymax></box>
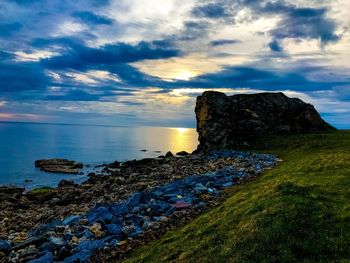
<box><xmin>0</xmin><ymin>150</ymin><xmax>279</xmax><ymax>262</ymax></box>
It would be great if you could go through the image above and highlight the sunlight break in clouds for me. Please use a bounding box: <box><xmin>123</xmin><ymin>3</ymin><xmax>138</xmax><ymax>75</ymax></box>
<box><xmin>0</xmin><ymin>0</ymin><xmax>349</xmax><ymax>128</ymax></box>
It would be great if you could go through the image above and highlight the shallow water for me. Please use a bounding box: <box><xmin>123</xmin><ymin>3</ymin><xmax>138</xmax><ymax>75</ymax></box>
<box><xmin>0</xmin><ymin>122</ymin><xmax>198</xmax><ymax>189</ymax></box>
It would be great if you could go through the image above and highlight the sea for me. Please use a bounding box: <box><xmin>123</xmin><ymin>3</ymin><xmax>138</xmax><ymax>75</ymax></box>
<box><xmin>0</xmin><ymin>122</ymin><xmax>198</xmax><ymax>190</ymax></box>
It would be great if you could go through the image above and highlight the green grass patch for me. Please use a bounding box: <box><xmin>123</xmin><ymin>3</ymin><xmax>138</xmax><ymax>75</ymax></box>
<box><xmin>123</xmin><ymin>131</ymin><xmax>350</xmax><ymax>262</ymax></box>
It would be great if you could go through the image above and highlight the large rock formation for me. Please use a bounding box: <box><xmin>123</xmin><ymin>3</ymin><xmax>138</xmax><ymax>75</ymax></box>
<box><xmin>195</xmin><ymin>91</ymin><xmax>335</xmax><ymax>151</ymax></box>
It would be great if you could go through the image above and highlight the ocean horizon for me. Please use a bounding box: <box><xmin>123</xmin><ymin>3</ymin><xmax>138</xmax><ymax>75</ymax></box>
<box><xmin>0</xmin><ymin>121</ymin><xmax>198</xmax><ymax>189</ymax></box>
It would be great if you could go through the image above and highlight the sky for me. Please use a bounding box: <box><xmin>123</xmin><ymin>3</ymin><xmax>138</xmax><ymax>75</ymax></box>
<box><xmin>0</xmin><ymin>0</ymin><xmax>349</xmax><ymax>128</ymax></box>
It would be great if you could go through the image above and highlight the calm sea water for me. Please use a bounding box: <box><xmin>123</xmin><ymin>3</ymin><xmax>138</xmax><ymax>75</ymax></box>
<box><xmin>0</xmin><ymin>122</ymin><xmax>198</xmax><ymax>189</ymax></box>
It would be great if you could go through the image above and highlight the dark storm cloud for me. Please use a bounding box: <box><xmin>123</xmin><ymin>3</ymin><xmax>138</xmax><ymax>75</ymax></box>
<box><xmin>268</xmin><ymin>6</ymin><xmax>339</xmax><ymax>45</ymax></box>
<box><xmin>191</xmin><ymin>0</ymin><xmax>340</xmax><ymax>47</ymax></box>
<box><xmin>0</xmin><ymin>61</ymin><xmax>50</xmax><ymax>93</ymax></box>
<box><xmin>170</xmin><ymin>65</ymin><xmax>350</xmax><ymax>92</ymax></box>
<box><xmin>42</xmin><ymin>41</ymin><xmax>181</xmax><ymax>70</ymax></box>
<box><xmin>250</xmin><ymin>1</ymin><xmax>339</xmax><ymax>47</ymax></box>
<box><xmin>210</xmin><ymin>39</ymin><xmax>240</xmax><ymax>46</ymax></box>
<box><xmin>73</xmin><ymin>11</ymin><xmax>114</xmax><ymax>25</ymax></box>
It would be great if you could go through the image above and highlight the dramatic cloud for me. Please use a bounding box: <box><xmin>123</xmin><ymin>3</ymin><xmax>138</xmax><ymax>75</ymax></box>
<box><xmin>0</xmin><ymin>0</ymin><xmax>349</xmax><ymax>128</ymax></box>
<box><xmin>192</xmin><ymin>3</ymin><xmax>231</xmax><ymax>18</ymax></box>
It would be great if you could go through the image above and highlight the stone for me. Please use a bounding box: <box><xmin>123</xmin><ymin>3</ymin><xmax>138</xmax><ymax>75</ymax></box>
<box><xmin>0</xmin><ymin>240</ymin><xmax>10</xmax><ymax>252</ymax></box>
<box><xmin>106</xmin><ymin>224</ymin><xmax>122</xmax><ymax>236</ymax></box>
<box><xmin>63</xmin><ymin>215</ymin><xmax>80</xmax><ymax>226</ymax></box>
<box><xmin>173</xmin><ymin>201</ymin><xmax>192</xmax><ymax>209</ymax></box>
<box><xmin>107</xmin><ymin>161</ymin><xmax>121</xmax><ymax>168</ymax></box>
<box><xmin>58</xmin><ymin>180</ymin><xmax>78</xmax><ymax>188</ymax></box>
<box><xmin>27</xmin><ymin>252</ymin><xmax>53</xmax><ymax>263</ymax></box>
<box><xmin>35</xmin><ymin>158</ymin><xmax>83</xmax><ymax>174</ymax></box>
<box><xmin>89</xmin><ymin>223</ymin><xmax>104</xmax><ymax>237</ymax></box>
<box><xmin>194</xmin><ymin>183</ymin><xmax>207</xmax><ymax>192</ymax></box>
<box><xmin>165</xmin><ymin>151</ymin><xmax>174</xmax><ymax>157</ymax></box>
<box><xmin>0</xmin><ymin>186</ymin><xmax>24</xmax><ymax>198</ymax></box>
<box><xmin>195</xmin><ymin>91</ymin><xmax>336</xmax><ymax>151</ymax></box>
<box><xmin>176</xmin><ymin>151</ymin><xmax>189</xmax><ymax>156</ymax></box>
<box><xmin>49</xmin><ymin>236</ymin><xmax>66</xmax><ymax>246</ymax></box>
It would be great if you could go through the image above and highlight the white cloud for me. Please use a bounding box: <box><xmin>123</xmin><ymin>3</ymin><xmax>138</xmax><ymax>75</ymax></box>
<box><xmin>15</xmin><ymin>50</ymin><xmax>58</xmax><ymax>62</ymax></box>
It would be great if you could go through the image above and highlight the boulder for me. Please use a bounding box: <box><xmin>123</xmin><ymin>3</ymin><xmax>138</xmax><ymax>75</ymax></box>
<box><xmin>176</xmin><ymin>151</ymin><xmax>189</xmax><ymax>156</ymax></box>
<box><xmin>35</xmin><ymin>159</ymin><xmax>83</xmax><ymax>174</ymax></box>
<box><xmin>195</xmin><ymin>91</ymin><xmax>335</xmax><ymax>151</ymax></box>
<box><xmin>165</xmin><ymin>151</ymin><xmax>174</xmax><ymax>158</ymax></box>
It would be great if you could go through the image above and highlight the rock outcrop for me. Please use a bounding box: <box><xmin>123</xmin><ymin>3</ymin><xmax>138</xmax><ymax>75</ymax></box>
<box><xmin>195</xmin><ymin>91</ymin><xmax>335</xmax><ymax>151</ymax></box>
<box><xmin>35</xmin><ymin>159</ymin><xmax>83</xmax><ymax>174</ymax></box>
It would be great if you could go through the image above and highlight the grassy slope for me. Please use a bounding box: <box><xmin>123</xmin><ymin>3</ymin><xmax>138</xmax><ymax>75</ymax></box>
<box><xmin>123</xmin><ymin>131</ymin><xmax>350</xmax><ymax>263</ymax></box>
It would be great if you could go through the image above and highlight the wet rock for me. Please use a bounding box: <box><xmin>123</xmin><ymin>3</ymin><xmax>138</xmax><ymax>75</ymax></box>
<box><xmin>35</xmin><ymin>158</ymin><xmax>83</xmax><ymax>174</ymax></box>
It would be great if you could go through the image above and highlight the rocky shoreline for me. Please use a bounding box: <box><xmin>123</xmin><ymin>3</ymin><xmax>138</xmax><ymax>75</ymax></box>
<box><xmin>0</xmin><ymin>151</ymin><xmax>280</xmax><ymax>262</ymax></box>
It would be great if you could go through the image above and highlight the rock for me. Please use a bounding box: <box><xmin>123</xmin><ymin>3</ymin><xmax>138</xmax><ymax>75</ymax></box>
<box><xmin>195</xmin><ymin>91</ymin><xmax>336</xmax><ymax>151</ymax></box>
<box><xmin>35</xmin><ymin>158</ymin><xmax>83</xmax><ymax>174</ymax></box>
<box><xmin>1</xmin><ymin>147</ymin><xmax>280</xmax><ymax>262</ymax></box>
<box><xmin>56</xmin><ymin>246</ymin><xmax>72</xmax><ymax>261</ymax></box>
<box><xmin>106</xmin><ymin>224</ymin><xmax>122</xmax><ymax>236</ymax></box>
<box><xmin>173</xmin><ymin>201</ymin><xmax>192</xmax><ymax>209</ymax></box>
<box><xmin>58</xmin><ymin>180</ymin><xmax>78</xmax><ymax>188</ymax></box>
<box><xmin>62</xmin><ymin>215</ymin><xmax>80</xmax><ymax>226</ymax></box>
<box><xmin>0</xmin><ymin>240</ymin><xmax>10</xmax><ymax>252</ymax></box>
<box><xmin>49</xmin><ymin>236</ymin><xmax>66</xmax><ymax>246</ymax></box>
<box><xmin>176</xmin><ymin>151</ymin><xmax>189</xmax><ymax>156</ymax></box>
<box><xmin>165</xmin><ymin>151</ymin><xmax>174</xmax><ymax>158</ymax></box>
<box><xmin>89</xmin><ymin>223</ymin><xmax>104</xmax><ymax>237</ymax></box>
<box><xmin>0</xmin><ymin>186</ymin><xmax>24</xmax><ymax>198</ymax></box>
<box><xmin>27</xmin><ymin>252</ymin><xmax>53</xmax><ymax>263</ymax></box>
<box><xmin>107</xmin><ymin>161</ymin><xmax>121</xmax><ymax>169</ymax></box>
<box><xmin>25</xmin><ymin>187</ymin><xmax>56</xmax><ymax>202</ymax></box>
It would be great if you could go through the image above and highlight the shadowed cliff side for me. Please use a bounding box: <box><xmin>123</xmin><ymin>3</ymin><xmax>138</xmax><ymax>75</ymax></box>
<box><xmin>195</xmin><ymin>91</ymin><xmax>336</xmax><ymax>151</ymax></box>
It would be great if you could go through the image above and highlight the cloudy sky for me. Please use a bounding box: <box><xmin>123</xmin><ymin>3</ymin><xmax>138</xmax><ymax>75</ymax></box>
<box><xmin>0</xmin><ymin>0</ymin><xmax>349</xmax><ymax>128</ymax></box>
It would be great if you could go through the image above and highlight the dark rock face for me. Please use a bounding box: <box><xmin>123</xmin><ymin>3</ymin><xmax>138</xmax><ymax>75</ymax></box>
<box><xmin>196</xmin><ymin>91</ymin><xmax>335</xmax><ymax>151</ymax></box>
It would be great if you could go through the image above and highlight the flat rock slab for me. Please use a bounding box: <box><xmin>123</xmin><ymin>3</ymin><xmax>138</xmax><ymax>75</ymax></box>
<box><xmin>35</xmin><ymin>159</ymin><xmax>83</xmax><ymax>174</ymax></box>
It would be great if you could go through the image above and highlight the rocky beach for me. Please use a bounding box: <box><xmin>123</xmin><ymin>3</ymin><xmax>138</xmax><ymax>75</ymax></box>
<box><xmin>0</xmin><ymin>150</ymin><xmax>279</xmax><ymax>262</ymax></box>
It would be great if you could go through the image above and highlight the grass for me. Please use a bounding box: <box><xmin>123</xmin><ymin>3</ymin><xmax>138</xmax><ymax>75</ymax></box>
<box><xmin>122</xmin><ymin>131</ymin><xmax>350</xmax><ymax>262</ymax></box>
